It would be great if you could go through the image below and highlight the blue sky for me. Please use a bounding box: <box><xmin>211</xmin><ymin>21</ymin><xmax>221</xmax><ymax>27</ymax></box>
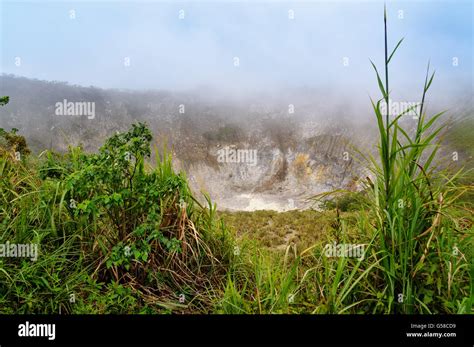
<box><xmin>0</xmin><ymin>0</ymin><xmax>472</xmax><ymax>101</ymax></box>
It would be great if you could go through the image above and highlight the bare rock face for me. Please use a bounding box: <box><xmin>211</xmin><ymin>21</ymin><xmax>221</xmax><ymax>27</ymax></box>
<box><xmin>172</xmin><ymin>119</ymin><xmax>372</xmax><ymax>211</ymax></box>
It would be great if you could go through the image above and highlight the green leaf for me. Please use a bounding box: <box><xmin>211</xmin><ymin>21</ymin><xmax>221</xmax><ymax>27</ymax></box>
<box><xmin>0</xmin><ymin>96</ymin><xmax>9</xmax><ymax>106</ymax></box>
<box><xmin>370</xmin><ymin>60</ymin><xmax>387</xmax><ymax>98</ymax></box>
<box><xmin>387</xmin><ymin>37</ymin><xmax>404</xmax><ymax>64</ymax></box>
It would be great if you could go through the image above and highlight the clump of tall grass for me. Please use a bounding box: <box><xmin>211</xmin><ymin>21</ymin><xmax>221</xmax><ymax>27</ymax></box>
<box><xmin>364</xmin><ymin>6</ymin><xmax>472</xmax><ymax>313</ymax></box>
<box><xmin>301</xmin><ymin>6</ymin><xmax>472</xmax><ymax>315</ymax></box>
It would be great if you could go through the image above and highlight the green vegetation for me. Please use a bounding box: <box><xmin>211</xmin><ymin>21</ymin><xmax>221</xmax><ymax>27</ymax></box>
<box><xmin>0</xmin><ymin>122</ymin><xmax>236</xmax><ymax>313</ymax></box>
<box><xmin>445</xmin><ymin>116</ymin><xmax>474</xmax><ymax>203</ymax></box>
<box><xmin>364</xmin><ymin>7</ymin><xmax>472</xmax><ymax>313</ymax></box>
<box><xmin>1</xmin><ymin>120</ymin><xmax>471</xmax><ymax>314</ymax></box>
<box><xmin>0</xmin><ymin>10</ymin><xmax>472</xmax><ymax>314</ymax></box>
<box><xmin>0</xmin><ymin>97</ymin><xmax>31</xmax><ymax>159</ymax></box>
<box><xmin>445</xmin><ymin>117</ymin><xmax>474</xmax><ymax>161</ymax></box>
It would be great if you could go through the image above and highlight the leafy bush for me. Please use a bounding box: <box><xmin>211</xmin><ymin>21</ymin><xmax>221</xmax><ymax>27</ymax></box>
<box><xmin>0</xmin><ymin>128</ymin><xmax>31</xmax><ymax>158</ymax></box>
<box><xmin>1</xmin><ymin>122</ymin><xmax>233</xmax><ymax>313</ymax></box>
